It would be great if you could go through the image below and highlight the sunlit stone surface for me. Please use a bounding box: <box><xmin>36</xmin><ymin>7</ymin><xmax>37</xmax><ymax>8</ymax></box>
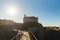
<box><xmin>20</xmin><ymin>31</ymin><xmax>31</xmax><ymax>40</ymax></box>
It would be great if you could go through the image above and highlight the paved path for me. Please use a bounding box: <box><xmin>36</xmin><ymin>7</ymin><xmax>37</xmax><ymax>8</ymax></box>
<box><xmin>20</xmin><ymin>31</ymin><xmax>31</xmax><ymax>40</ymax></box>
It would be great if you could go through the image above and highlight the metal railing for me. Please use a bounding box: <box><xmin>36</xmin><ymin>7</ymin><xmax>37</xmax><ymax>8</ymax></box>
<box><xmin>30</xmin><ymin>31</ymin><xmax>38</xmax><ymax>40</ymax></box>
<box><xmin>10</xmin><ymin>31</ymin><xmax>28</xmax><ymax>40</ymax></box>
<box><xmin>10</xmin><ymin>30</ymin><xmax>37</xmax><ymax>40</ymax></box>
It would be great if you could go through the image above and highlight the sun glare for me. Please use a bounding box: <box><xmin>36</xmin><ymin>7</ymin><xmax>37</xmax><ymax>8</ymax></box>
<box><xmin>7</xmin><ymin>7</ymin><xmax>18</xmax><ymax>16</ymax></box>
<box><xmin>4</xmin><ymin>4</ymin><xmax>22</xmax><ymax>21</ymax></box>
<box><xmin>4</xmin><ymin>4</ymin><xmax>20</xmax><ymax>18</ymax></box>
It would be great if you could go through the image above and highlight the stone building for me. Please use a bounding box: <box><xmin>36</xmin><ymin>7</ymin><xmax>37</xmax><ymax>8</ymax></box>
<box><xmin>23</xmin><ymin>15</ymin><xmax>38</xmax><ymax>23</ymax></box>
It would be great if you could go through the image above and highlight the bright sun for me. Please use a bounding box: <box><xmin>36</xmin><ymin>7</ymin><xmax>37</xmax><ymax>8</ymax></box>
<box><xmin>4</xmin><ymin>4</ymin><xmax>21</xmax><ymax>20</ymax></box>
<box><xmin>7</xmin><ymin>8</ymin><xmax>18</xmax><ymax>16</ymax></box>
<box><xmin>7</xmin><ymin>7</ymin><xmax>18</xmax><ymax>17</ymax></box>
<box><xmin>4</xmin><ymin>5</ymin><xmax>19</xmax><ymax>18</ymax></box>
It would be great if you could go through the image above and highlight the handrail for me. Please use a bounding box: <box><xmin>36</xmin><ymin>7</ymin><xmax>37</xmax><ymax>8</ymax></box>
<box><xmin>10</xmin><ymin>31</ymin><xmax>28</xmax><ymax>40</ymax></box>
<box><xmin>10</xmin><ymin>30</ymin><xmax>38</xmax><ymax>40</ymax></box>
<box><xmin>30</xmin><ymin>31</ymin><xmax>38</xmax><ymax>40</ymax></box>
<box><xmin>11</xmin><ymin>33</ymin><xmax>19</xmax><ymax>40</ymax></box>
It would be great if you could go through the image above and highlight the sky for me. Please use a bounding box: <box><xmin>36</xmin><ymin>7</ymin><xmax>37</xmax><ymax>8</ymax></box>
<box><xmin>0</xmin><ymin>0</ymin><xmax>60</xmax><ymax>26</ymax></box>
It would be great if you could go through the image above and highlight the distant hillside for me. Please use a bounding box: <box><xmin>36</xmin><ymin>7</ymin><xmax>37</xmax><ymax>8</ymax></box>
<box><xmin>0</xmin><ymin>19</ymin><xmax>23</xmax><ymax>30</ymax></box>
<box><xmin>45</xmin><ymin>26</ymin><xmax>60</xmax><ymax>31</ymax></box>
<box><xmin>0</xmin><ymin>19</ymin><xmax>15</xmax><ymax>25</ymax></box>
